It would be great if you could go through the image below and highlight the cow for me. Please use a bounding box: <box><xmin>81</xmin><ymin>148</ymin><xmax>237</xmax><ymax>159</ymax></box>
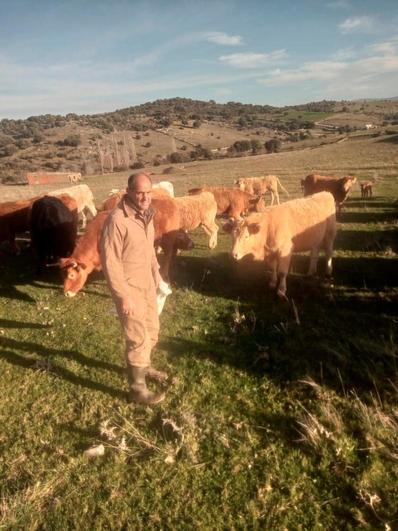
<box><xmin>48</xmin><ymin>184</ymin><xmax>97</xmax><ymax>228</ymax></box>
<box><xmin>152</xmin><ymin>196</ymin><xmax>195</xmax><ymax>280</ymax></box>
<box><xmin>0</xmin><ymin>196</ymin><xmax>39</xmax><ymax>253</ymax></box>
<box><xmin>173</xmin><ymin>192</ymin><xmax>218</xmax><ymax>249</ymax></box>
<box><xmin>223</xmin><ymin>192</ymin><xmax>337</xmax><ymax>298</ymax></box>
<box><xmin>360</xmin><ymin>181</ymin><xmax>374</xmax><ymax>199</ymax></box>
<box><xmin>59</xmin><ymin>199</ymin><xmax>194</xmax><ymax>296</ymax></box>
<box><xmin>30</xmin><ymin>196</ymin><xmax>78</xmax><ymax>274</ymax></box>
<box><xmin>302</xmin><ymin>174</ymin><xmax>357</xmax><ymax>210</ymax></box>
<box><xmin>59</xmin><ymin>211</ymin><xmax>109</xmax><ymax>297</ymax></box>
<box><xmin>188</xmin><ymin>186</ymin><xmax>264</xmax><ymax>220</ymax></box>
<box><xmin>153</xmin><ymin>180</ymin><xmax>174</xmax><ymax>197</ymax></box>
<box><xmin>235</xmin><ymin>175</ymin><xmax>289</xmax><ymax>206</ymax></box>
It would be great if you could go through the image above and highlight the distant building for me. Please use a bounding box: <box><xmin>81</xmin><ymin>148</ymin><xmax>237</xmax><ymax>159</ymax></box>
<box><xmin>26</xmin><ymin>171</ymin><xmax>82</xmax><ymax>185</ymax></box>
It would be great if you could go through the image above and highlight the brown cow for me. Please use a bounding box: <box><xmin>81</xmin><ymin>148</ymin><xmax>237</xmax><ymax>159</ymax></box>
<box><xmin>59</xmin><ymin>197</ymin><xmax>194</xmax><ymax>296</ymax></box>
<box><xmin>59</xmin><ymin>211</ymin><xmax>110</xmax><ymax>297</ymax></box>
<box><xmin>360</xmin><ymin>181</ymin><xmax>374</xmax><ymax>199</ymax></box>
<box><xmin>223</xmin><ymin>192</ymin><xmax>337</xmax><ymax>298</ymax></box>
<box><xmin>302</xmin><ymin>174</ymin><xmax>356</xmax><ymax>209</ymax></box>
<box><xmin>188</xmin><ymin>186</ymin><xmax>264</xmax><ymax>220</ymax></box>
<box><xmin>235</xmin><ymin>175</ymin><xmax>289</xmax><ymax>205</ymax></box>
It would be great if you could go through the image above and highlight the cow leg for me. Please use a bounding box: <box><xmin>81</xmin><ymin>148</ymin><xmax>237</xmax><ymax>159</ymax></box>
<box><xmin>269</xmin><ymin>192</ymin><xmax>275</xmax><ymax>206</ymax></box>
<box><xmin>276</xmin><ymin>253</ymin><xmax>292</xmax><ymax>298</ymax></box>
<box><xmin>324</xmin><ymin>241</ymin><xmax>334</xmax><ymax>277</ymax></box>
<box><xmin>268</xmin><ymin>256</ymin><xmax>278</xmax><ymax>289</ymax></box>
<box><xmin>307</xmin><ymin>247</ymin><xmax>319</xmax><ymax>276</ymax></box>
<box><xmin>201</xmin><ymin>223</ymin><xmax>218</xmax><ymax>249</ymax></box>
<box><xmin>274</xmin><ymin>190</ymin><xmax>280</xmax><ymax>205</ymax></box>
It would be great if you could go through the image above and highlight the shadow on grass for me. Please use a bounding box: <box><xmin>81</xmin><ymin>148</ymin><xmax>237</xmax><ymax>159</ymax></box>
<box><xmin>344</xmin><ymin>199</ymin><xmax>390</xmax><ymax>209</ymax></box>
<box><xmin>0</xmin><ymin>318</ymin><xmax>48</xmax><ymax>329</ymax></box>
<box><xmin>337</xmin><ymin>210</ymin><xmax>397</xmax><ymax>224</ymax></box>
<box><xmin>0</xmin><ymin>336</ymin><xmax>125</xmax><ymax>400</ymax></box>
<box><xmin>164</xmin><ymin>252</ymin><xmax>397</xmax><ymax>399</ymax></box>
<box><xmin>336</xmin><ymin>229</ymin><xmax>398</xmax><ymax>253</ymax></box>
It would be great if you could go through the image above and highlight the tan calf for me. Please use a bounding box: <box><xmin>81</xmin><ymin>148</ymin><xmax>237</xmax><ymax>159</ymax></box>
<box><xmin>224</xmin><ymin>192</ymin><xmax>337</xmax><ymax>298</ymax></box>
<box><xmin>174</xmin><ymin>192</ymin><xmax>218</xmax><ymax>248</ymax></box>
<box><xmin>235</xmin><ymin>175</ymin><xmax>289</xmax><ymax>205</ymax></box>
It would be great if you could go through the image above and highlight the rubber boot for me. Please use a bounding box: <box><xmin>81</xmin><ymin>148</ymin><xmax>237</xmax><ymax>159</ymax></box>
<box><xmin>127</xmin><ymin>366</ymin><xmax>165</xmax><ymax>405</ymax></box>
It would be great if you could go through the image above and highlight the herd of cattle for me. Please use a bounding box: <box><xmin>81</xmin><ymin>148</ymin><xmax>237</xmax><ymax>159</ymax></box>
<box><xmin>1</xmin><ymin>172</ymin><xmax>360</xmax><ymax>302</ymax></box>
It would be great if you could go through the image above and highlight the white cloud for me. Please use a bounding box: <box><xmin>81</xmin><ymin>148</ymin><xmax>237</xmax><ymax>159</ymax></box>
<box><xmin>206</xmin><ymin>32</ymin><xmax>243</xmax><ymax>46</ymax></box>
<box><xmin>219</xmin><ymin>50</ymin><xmax>287</xmax><ymax>68</ymax></box>
<box><xmin>339</xmin><ymin>16</ymin><xmax>374</xmax><ymax>33</ymax></box>
<box><xmin>259</xmin><ymin>37</ymin><xmax>398</xmax><ymax>100</ymax></box>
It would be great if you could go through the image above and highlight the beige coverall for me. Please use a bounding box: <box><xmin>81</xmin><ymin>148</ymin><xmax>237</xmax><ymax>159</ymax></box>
<box><xmin>100</xmin><ymin>196</ymin><xmax>161</xmax><ymax>368</ymax></box>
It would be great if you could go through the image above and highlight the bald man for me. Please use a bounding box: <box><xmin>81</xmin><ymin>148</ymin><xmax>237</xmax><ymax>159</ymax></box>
<box><xmin>100</xmin><ymin>173</ymin><xmax>165</xmax><ymax>405</ymax></box>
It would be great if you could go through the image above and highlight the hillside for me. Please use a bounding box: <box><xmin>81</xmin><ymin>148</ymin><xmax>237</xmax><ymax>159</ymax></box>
<box><xmin>1</xmin><ymin>97</ymin><xmax>398</xmax><ymax>184</ymax></box>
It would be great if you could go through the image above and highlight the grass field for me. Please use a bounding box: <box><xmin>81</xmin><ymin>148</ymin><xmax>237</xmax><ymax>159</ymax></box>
<box><xmin>1</xmin><ymin>134</ymin><xmax>397</xmax><ymax>529</ymax></box>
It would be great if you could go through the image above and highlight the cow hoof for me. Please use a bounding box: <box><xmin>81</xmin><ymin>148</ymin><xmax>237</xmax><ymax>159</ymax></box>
<box><xmin>276</xmin><ymin>290</ymin><xmax>288</xmax><ymax>301</ymax></box>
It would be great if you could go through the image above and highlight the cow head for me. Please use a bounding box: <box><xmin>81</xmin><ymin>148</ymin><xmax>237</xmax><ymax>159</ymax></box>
<box><xmin>174</xmin><ymin>230</ymin><xmax>194</xmax><ymax>252</ymax></box>
<box><xmin>343</xmin><ymin>176</ymin><xmax>357</xmax><ymax>192</ymax></box>
<box><xmin>223</xmin><ymin>219</ymin><xmax>262</xmax><ymax>260</ymax></box>
<box><xmin>58</xmin><ymin>258</ymin><xmax>88</xmax><ymax>297</ymax></box>
<box><xmin>234</xmin><ymin>178</ymin><xmax>245</xmax><ymax>190</ymax></box>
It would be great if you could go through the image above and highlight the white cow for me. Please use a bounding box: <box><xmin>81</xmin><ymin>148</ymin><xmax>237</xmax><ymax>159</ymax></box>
<box><xmin>48</xmin><ymin>184</ymin><xmax>97</xmax><ymax>228</ymax></box>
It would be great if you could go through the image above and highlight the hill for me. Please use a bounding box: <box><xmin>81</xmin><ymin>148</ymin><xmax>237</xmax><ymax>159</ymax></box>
<box><xmin>1</xmin><ymin>97</ymin><xmax>398</xmax><ymax>184</ymax></box>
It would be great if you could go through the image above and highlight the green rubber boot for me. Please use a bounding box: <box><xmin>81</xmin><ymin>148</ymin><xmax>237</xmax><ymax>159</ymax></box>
<box><xmin>127</xmin><ymin>366</ymin><xmax>165</xmax><ymax>405</ymax></box>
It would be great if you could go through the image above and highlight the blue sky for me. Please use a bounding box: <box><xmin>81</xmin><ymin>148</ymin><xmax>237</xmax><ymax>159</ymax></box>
<box><xmin>1</xmin><ymin>0</ymin><xmax>397</xmax><ymax>119</ymax></box>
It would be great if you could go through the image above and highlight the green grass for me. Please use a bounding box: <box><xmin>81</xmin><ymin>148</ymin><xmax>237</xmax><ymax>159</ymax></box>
<box><xmin>1</xmin><ymin>149</ymin><xmax>398</xmax><ymax>528</ymax></box>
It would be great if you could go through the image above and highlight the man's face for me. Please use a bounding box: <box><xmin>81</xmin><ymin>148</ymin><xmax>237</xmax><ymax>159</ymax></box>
<box><xmin>126</xmin><ymin>176</ymin><xmax>152</xmax><ymax>212</ymax></box>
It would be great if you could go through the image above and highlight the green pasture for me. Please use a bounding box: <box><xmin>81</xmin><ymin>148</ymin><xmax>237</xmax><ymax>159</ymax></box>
<box><xmin>1</xmin><ymin>167</ymin><xmax>398</xmax><ymax>528</ymax></box>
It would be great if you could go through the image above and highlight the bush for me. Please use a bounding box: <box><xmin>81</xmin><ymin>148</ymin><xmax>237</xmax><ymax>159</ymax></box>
<box><xmin>0</xmin><ymin>144</ymin><xmax>18</xmax><ymax>157</ymax></box>
<box><xmin>56</xmin><ymin>134</ymin><xmax>81</xmax><ymax>147</ymax></box>
<box><xmin>169</xmin><ymin>152</ymin><xmax>184</xmax><ymax>163</ymax></box>
<box><xmin>130</xmin><ymin>161</ymin><xmax>145</xmax><ymax>169</ymax></box>
<box><xmin>192</xmin><ymin>120</ymin><xmax>202</xmax><ymax>128</ymax></box>
<box><xmin>265</xmin><ymin>138</ymin><xmax>282</xmax><ymax>153</ymax></box>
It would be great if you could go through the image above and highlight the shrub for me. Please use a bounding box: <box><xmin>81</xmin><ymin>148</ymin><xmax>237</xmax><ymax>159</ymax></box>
<box><xmin>169</xmin><ymin>152</ymin><xmax>184</xmax><ymax>163</ymax></box>
<box><xmin>265</xmin><ymin>138</ymin><xmax>282</xmax><ymax>153</ymax></box>
<box><xmin>57</xmin><ymin>134</ymin><xmax>81</xmax><ymax>147</ymax></box>
<box><xmin>130</xmin><ymin>161</ymin><xmax>145</xmax><ymax>169</ymax></box>
<box><xmin>192</xmin><ymin>120</ymin><xmax>202</xmax><ymax>128</ymax></box>
<box><xmin>0</xmin><ymin>144</ymin><xmax>18</xmax><ymax>157</ymax></box>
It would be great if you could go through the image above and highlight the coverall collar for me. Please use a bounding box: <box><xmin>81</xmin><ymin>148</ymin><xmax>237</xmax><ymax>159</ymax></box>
<box><xmin>121</xmin><ymin>194</ymin><xmax>155</xmax><ymax>226</ymax></box>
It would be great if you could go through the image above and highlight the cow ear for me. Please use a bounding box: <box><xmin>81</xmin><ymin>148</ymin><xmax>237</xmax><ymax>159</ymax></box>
<box><xmin>58</xmin><ymin>258</ymin><xmax>71</xmax><ymax>269</ymax></box>
<box><xmin>247</xmin><ymin>222</ymin><xmax>260</xmax><ymax>235</ymax></box>
<box><xmin>222</xmin><ymin>220</ymin><xmax>235</xmax><ymax>234</ymax></box>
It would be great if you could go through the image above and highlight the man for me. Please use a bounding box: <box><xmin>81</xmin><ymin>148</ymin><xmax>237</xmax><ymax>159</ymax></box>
<box><xmin>100</xmin><ymin>173</ymin><xmax>165</xmax><ymax>405</ymax></box>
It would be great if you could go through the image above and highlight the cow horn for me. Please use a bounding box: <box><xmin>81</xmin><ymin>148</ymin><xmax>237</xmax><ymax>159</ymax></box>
<box><xmin>45</xmin><ymin>262</ymin><xmax>60</xmax><ymax>267</ymax></box>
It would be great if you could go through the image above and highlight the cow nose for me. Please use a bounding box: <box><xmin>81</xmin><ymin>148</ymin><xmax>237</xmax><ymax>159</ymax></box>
<box><xmin>232</xmin><ymin>250</ymin><xmax>239</xmax><ymax>260</ymax></box>
<box><xmin>65</xmin><ymin>291</ymin><xmax>76</xmax><ymax>298</ymax></box>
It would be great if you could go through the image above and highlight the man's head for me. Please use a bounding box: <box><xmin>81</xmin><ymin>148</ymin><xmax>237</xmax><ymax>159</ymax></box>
<box><xmin>126</xmin><ymin>172</ymin><xmax>152</xmax><ymax>212</ymax></box>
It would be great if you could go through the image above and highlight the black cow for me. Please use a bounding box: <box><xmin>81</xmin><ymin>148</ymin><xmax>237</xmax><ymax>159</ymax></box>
<box><xmin>30</xmin><ymin>196</ymin><xmax>78</xmax><ymax>274</ymax></box>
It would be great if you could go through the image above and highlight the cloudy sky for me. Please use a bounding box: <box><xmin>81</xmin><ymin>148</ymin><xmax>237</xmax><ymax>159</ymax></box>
<box><xmin>1</xmin><ymin>0</ymin><xmax>397</xmax><ymax>119</ymax></box>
